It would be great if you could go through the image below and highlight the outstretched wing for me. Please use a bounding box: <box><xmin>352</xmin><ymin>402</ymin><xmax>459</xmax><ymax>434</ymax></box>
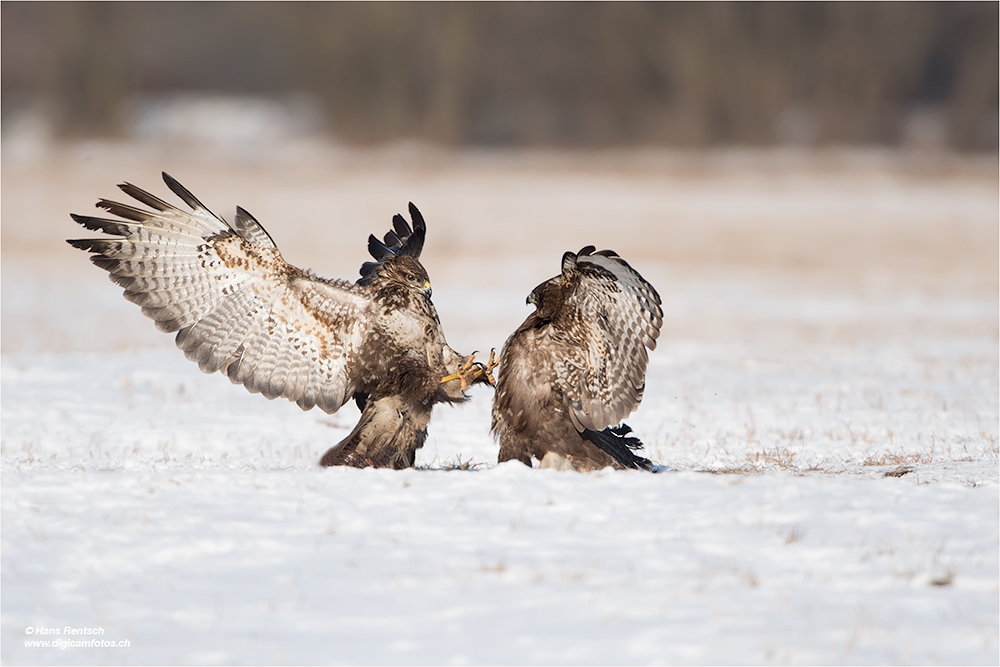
<box><xmin>67</xmin><ymin>172</ymin><xmax>375</xmax><ymax>413</ymax></box>
<box><xmin>556</xmin><ymin>247</ymin><xmax>663</xmax><ymax>432</ymax></box>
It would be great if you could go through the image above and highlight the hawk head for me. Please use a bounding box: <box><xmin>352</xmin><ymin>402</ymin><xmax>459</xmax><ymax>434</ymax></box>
<box><xmin>371</xmin><ymin>254</ymin><xmax>433</xmax><ymax>301</ymax></box>
<box><xmin>527</xmin><ymin>276</ymin><xmax>565</xmax><ymax>320</ymax></box>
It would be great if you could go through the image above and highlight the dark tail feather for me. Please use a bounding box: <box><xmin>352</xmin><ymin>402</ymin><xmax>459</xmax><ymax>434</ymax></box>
<box><xmin>581</xmin><ymin>423</ymin><xmax>653</xmax><ymax>471</ymax></box>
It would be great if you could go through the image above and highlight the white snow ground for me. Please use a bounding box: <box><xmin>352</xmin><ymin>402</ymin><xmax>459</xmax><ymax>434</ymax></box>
<box><xmin>2</xmin><ymin>144</ymin><xmax>997</xmax><ymax>665</ymax></box>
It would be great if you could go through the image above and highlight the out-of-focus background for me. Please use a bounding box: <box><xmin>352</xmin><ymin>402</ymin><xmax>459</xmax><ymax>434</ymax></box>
<box><xmin>3</xmin><ymin>2</ymin><xmax>999</xmax><ymax>149</ymax></box>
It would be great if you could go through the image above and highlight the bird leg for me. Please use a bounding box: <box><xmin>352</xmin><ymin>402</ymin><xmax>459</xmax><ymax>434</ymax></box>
<box><xmin>440</xmin><ymin>349</ymin><xmax>498</xmax><ymax>390</ymax></box>
<box><xmin>439</xmin><ymin>352</ymin><xmax>479</xmax><ymax>391</ymax></box>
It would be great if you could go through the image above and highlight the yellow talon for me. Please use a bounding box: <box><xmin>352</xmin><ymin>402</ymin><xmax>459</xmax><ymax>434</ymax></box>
<box><xmin>440</xmin><ymin>351</ymin><xmax>495</xmax><ymax>391</ymax></box>
<box><xmin>483</xmin><ymin>348</ymin><xmax>498</xmax><ymax>387</ymax></box>
<box><xmin>439</xmin><ymin>370</ymin><xmax>463</xmax><ymax>387</ymax></box>
<box><xmin>440</xmin><ymin>352</ymin><xmax>475</xmax><ymax>390</ymax></box>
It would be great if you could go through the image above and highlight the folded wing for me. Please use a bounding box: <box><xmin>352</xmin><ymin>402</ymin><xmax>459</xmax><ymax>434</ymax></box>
<box><xmin>557</xmin><ymin>247</ymin><xmax>663</xmax><ymax>432</ymax></box>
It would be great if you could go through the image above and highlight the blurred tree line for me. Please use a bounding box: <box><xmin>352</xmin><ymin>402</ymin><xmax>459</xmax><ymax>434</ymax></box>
<box><xmin>2</xmin><ymin>1</ymin><xmax>996</xmax><ymax>149</ymax></box>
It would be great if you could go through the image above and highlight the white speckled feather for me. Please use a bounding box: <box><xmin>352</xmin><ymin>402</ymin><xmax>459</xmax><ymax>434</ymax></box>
<box><xmin>70</xmin><ymin>175</ymin><xmax>379</xmax><ymax>415</ymax></box>
<box><xmin>558</xmin><ymin>249</ymin><xmax>663</xmax><ymax>431</ymax></box>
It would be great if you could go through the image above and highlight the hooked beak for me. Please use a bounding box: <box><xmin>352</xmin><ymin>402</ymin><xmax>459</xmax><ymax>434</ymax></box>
<box><xmin>422</xmin><ymin>281</ymin><xmax>433</xmax><ymax>299</ymax></box>
<box><xmin>526</xmin><ymin>292</ymin><xmax>536</xmax><ymax>307</ymax></box>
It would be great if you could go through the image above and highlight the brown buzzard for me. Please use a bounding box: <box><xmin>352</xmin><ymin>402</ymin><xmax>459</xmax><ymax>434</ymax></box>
<box><xmin>491</xmin><ymin>247</ymin><xmax>662</xmax><ymax>471</ymax></box>
<box><xmin>68</xmin><ymin>173</ymin><xmax>494</xmax><ymax>469</ymax></box>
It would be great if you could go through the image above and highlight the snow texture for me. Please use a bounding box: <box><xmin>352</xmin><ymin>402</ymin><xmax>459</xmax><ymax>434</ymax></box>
<box><xmin>2</xmin><ymin>144</ymin><xmax>997</xmax><ymax>665</ymax></box>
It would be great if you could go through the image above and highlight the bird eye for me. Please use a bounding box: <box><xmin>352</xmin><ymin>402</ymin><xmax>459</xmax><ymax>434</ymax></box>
<box><xmin>406</xmin><ymin>273</ymin><xmax>416</xmax><ymax>282</ymax></box>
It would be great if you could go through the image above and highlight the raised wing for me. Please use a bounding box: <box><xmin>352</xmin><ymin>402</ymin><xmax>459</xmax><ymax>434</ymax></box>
<box><xmin>556</xmin><ymin>247</ymin><xmax>663</xmax><ymax>432</ymax></box>
<box><xmin>358</xmin><ymin>202</ymin><xmax>426</xmax><ymax>285</ymax></box>
<box><xmin>67</xmin><ymin>172</ymin><xmax>374</xmax><ymax>413</ymax></box>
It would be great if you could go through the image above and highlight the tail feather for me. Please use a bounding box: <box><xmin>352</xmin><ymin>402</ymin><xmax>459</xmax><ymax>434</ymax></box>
<box><xmin>319</xmin><ymin>396</ymin><xmax>426</xmax><ymax>469</ymax></box>
<box><xmin>319</xmin><ymin>410</ymin><xmax>374</xmax><ymax>468</ymax></box>
<box><xmin>581</xmin><ymin>423</ymin><xmax>653</xmax><ymax>471</ymax></box>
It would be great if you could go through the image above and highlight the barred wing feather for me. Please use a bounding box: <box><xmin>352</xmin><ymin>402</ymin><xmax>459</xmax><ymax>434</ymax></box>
<box><xmin>68</xmin><ymin>172</ymin><xmax>372</xmax><ymax>414</ymax></box>
<box><xmin>559</xmin><ymin>248</ymin><xmax>663</xmax><ymax>432</ymax></box>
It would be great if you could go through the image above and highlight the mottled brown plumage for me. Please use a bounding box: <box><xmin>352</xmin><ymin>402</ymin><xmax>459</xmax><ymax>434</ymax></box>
<box><xmin>491</xmin><ymin>247</ymin><xmax>662</xmax><ymax>471</ymax></box>
<box><xmin>68</xmin><ymin>172</ymin><xmax>492</xmax><ymax>469</ymax></box>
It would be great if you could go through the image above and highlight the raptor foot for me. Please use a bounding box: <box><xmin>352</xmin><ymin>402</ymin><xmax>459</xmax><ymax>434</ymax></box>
<box><xmin>481</xmin><ymin>348</ymin><xmax>498</xmax><ymax>387</ymax></box>
<box><xmin>440</xmin><ymin>351</ymin><xmax>493</xmax><ymax>391</ymax></box>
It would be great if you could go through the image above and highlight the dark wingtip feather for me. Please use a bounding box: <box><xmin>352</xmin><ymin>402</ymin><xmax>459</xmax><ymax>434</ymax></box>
<box><xmin>70</xmin><ymin>213</ymin><xmax>133</xmax><ymax>237</ymax></box>
<box><xmin>67</xmin><ymin>238</ymin><xmax>95</xmax><ymax>250</ymax></box>
<box><xmin>391</xmin><ymin>213</ymin><xmax>412</xmax><ymax>239</ymax></box>
<box><xmin>162</xmin><ymin>172</ymin><xmax>207</xmax><ymax>212</ymax></box>
<box><xmin>356</xmin><ymin>203</ymin><xmax>427</xmax><ymax>282</ymax></box>
<box><xmin>161</xmin><ymin>172</ymin><xmax>233</xmax><ymax>231</ymax></box>
<box><xmin>92</xmin><ymin>256</ymin><xmax>122</xmax><ymax>272</ymax></box>
<box><xmin>368</xmin><ymin>234</ymin><xmax>392</xmax><ymax>262</ymax></box>
<box><xmin>118</xmin><ymin>182</ymin><xmax>173</xmax><ymax>212</ymax></box>
<box><xmin>407</xmin><ymin>202</ymin><xmax>426</xmax><ymax>233</ymax></box>
<box><xmin>358</xmin><ymin>261</ymin><xmax>379</xmax><ymax>283</ymax></box>
<box><xmin>400</xmin><ymin>203</ymin><xmax>425</xmax><ymax>258</ymax></box>
<box><xmin>96</xmin><ymin>199</ymin><xmax>152</xmax><ymax>223</ymax></box>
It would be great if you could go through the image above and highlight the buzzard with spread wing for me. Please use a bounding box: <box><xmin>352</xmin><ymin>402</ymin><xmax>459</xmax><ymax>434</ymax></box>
<box><xmin>491</xmin><ymin>247</ymin><xmax>662</xmax><ymax>471</ymax></box>
<box><xmin>68</xmin><ymin>173</ymin><xmax>494</xmax><ymax>469</ymax></box>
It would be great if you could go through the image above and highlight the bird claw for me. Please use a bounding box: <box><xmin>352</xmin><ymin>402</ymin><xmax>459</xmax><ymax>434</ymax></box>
<box><xmin>481</xmin><ymin>348</ymin><xmax>498</xmax><ymax>387</ymax></box>
<box><xmin>440</xmin><ymin>349</ymin><xmax>498</xmax><ymax>390</ymax></box>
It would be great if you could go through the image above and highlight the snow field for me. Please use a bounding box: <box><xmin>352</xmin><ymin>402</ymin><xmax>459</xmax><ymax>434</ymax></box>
<box><xmin>2</xmin><ymin>146</ymin><xmax>997</xmax><ymax>664</ymax></box>
<box><xmin>3</xmin><ymin>466</ymin><xmax>997</xmax><ymax>665</ymax></box>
